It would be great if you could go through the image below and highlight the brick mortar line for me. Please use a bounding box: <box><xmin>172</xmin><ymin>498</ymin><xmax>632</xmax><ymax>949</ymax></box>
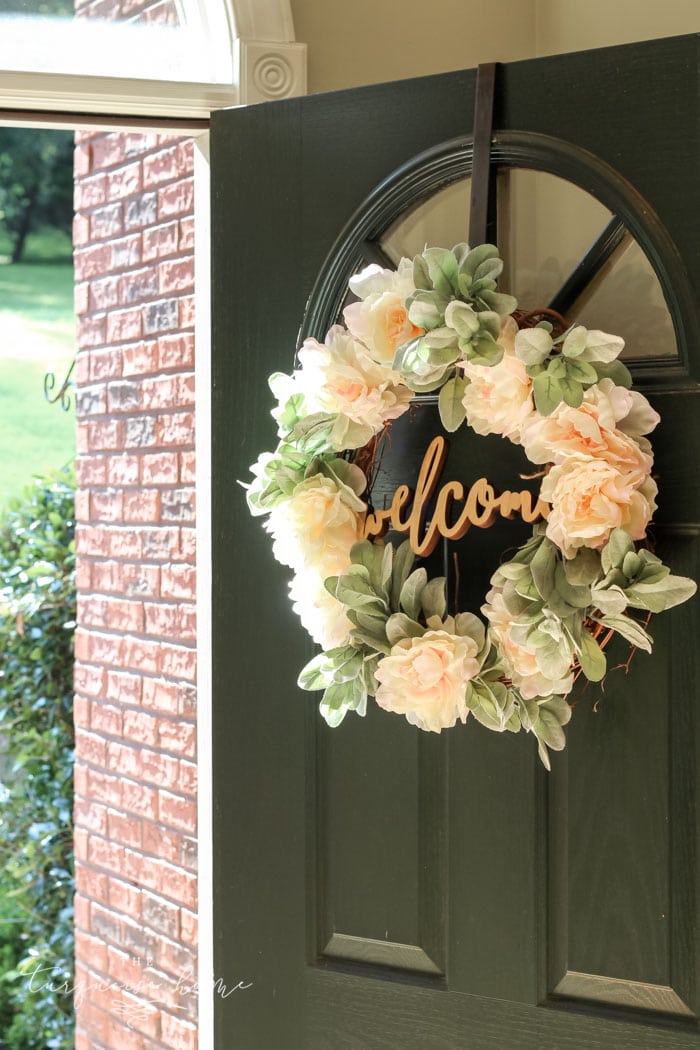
<box><xmin>80</xmin><ymin>257</ymin><xmax>193</xmax><ymax>273</ymax></box>
<box><xmin>75</xmin><ymin>551</ymin><xmax>197</xmax><ymax>566</ymax></box>
<box><xmin>75</xmin><ymin>625</ymin><xmax>197</xmax><ymax>646</ymax></box>
<box><xmin>77</xmin><ymin>352</ymin><xmax>194</xmax><ymax>361</ymax></box>
<box><xmin>77</xmin><ymin>222</ymin><xmax>194</xmax><ymax>240</ymax></box>
<box><xmin>78</xmin><ymin>487</ymin><xmax>196</xmax><ymax>498</ymax></box>
<box><xmin>76</xmin><ymin>845</ymin><xmax>198</xmax><ymax>901</ymax></box>
<box><xmin>74</xmin><ymin>704</ymin><xmax>197</xmax><ymax>734</ymax></box>
<box><xmin>73</xmin><ymin>659</ymin><xmax>197</xmax><ymax>687</ymax></box>
<box><xmin>78</xmin><ymin>803</ymin><xmax>197</xmax><ymax>840</ymax></box>
<box><xmin>77</xmin><ymin>304</ymin><xmax>194</xmax><ymax>319</ymax></box>
<box><xmin>77</xmin><ymin>154</ymin><xmax>194</xmax><ymax>181</ymax></box>
<box><xmin>76</xmin><ymin>185</ymin><xmax>195</xmax><ymax>211</ymax></box>
<box><xmin>76</xmin><ymin>342</ymin><xmax>193</xmax><ymax>354</ymax></box>
<box><xmin>77</xmin><ymin>593</ymin><xmax>194</xmax><ymax>607</ymax></box>
<box><xmin>74</xmin><ymin>521</ymin><xmax>195</xmax><ymax>530</ymax></box>
<box><xmin>74</xmin><ymin>733</ymin><xmax>197</xmax><ymax>771</ymax></box>
<box><xmin>75</xmin><ymin>558</ymin><xmax>196</xmax><ymax>568</ymax></box>
<box><xmin>75</xmin><ymin>796</ymin><xmax>198</xmax><ymax>828</ymax></box>
<box><xmin>75</xmin><ymin>839</ymin><xmax>198</xmax><ymax>880</ymax></box>
<box><xmin>78</xmin><ymin>407</ymin><xmax>196</xmax><ymax>416</ymax></box>
<box><xmin>77</xmin><ymin>851</ymin><xmax>198</xmax><ymax>888</ymax></box>
<box><xmin>74</xmin><ymin>771</ymin><xmax>198</xmax><ymax>806</ymax></box>
<box><xmin>76</xmin><ymin>556</ymin><xmax>195</xmax><ymax>565</ymax></box>
<box><xmin>76</xmin><ymin>553</ymin><xmax>194</xmax><ymax>563</ymax></box>
<box><xmin>78</xmin><ymin>869</ymin><xmax>198</xmax><ymax>902</ymax></box>
<box><xmin>75</xmin><ymin>588</ymin><xmax>195</xmax><ymax>600</ymax></box>
<box><xmin>66</xmin><ymin>934</ymin><xmax>198</xmax><ymax>1000</ymax></box>
<box><xmin>75</xmin><ymin>181</ymin><xmax>195</xmax><ymax>207</ymax></box>
<box><xmin>78</xmin><ymin>285</ymin><xmax>194</xmax><ymax>301</ymax></box>
<box><xmin>75</xmin><ymin>663</ymin><xmax>196</xmax><ymax>686</ymax></box>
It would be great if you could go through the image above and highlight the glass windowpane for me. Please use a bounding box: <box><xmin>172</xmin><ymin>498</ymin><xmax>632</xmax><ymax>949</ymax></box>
<box><xmin>0</xmin><ymin>0</ymin><xmax>233</xmax><ymax>84</ymax></box>
<box><xmin>380</xmin><ymin>166</ymin><xmax>677</xmax><ymax>361</ymax></box>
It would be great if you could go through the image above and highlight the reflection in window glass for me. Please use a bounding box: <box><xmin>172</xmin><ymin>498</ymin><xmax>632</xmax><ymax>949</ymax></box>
<box><xmin>572</xmin><ymin>237</ymin><xmax>677</xmax><ymax>360</ymax></box>
<box><xmin>380</xmin><ymin>167</ymin><xmax>677</xmax><ymax>362</ymax></box>
<box><xmin>0</xmin><ymin>0</ymin><xmax>73</xmax><ymax>15</ymax></box>
<box><xmin>497</xmin><ymin>168</ymin><xmax>613</xmax><ymax>309</ymax></box>
<box><xmin>380</xmin><ymin>179</ymin><xmax>471</xmax><ymax>266</ymax></box>
<box><xmin>0</xmin><ymin>0</ymin><xmax>238</xmax><ymax>83</ymax></box>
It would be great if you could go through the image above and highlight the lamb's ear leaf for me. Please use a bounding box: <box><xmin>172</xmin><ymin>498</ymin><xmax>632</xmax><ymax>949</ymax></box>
<box><xmin>530</xmin><ymin>539</ymin><xmax>557</xmax><ymax>601</ymax></box>
<box><xmin>400</xmin><ymin>568</ymin><xmax>428</xmax><ymax>621</ymax></box>
<box><xmin>577</xmin><ymin>628</ymin><xmax>607</xmax><ymax>682</ymax></box>
<box><xmin>386</xmin><ymin>613</ymin><xmax>425</xmax><ymax>647</ymax></box>
<box><xmin>413</xmin><ymin>253</ymin><xmax>432</xmax><ymax>290</ymax></box>
<box><xmin>598</xmin><ymin>613</ymin><xmax>653</xmax><ymax>652</ymax></box>
<box><xmin>438</xmin><ymin>375</ymin><xmax>468</xmax><ymax>432</ymax></box>
<box><xmin>625</xmin><ymin>575</ymin><xmax>697</xmax><ymax>613</ymax></box>
<box><xmin>390</xmin><ymin>542</ymin><xmax>416</xmax><ymax>612</ymax></box>
<box><xmin>532</xmin><ymin>372</ymin><xmax>564</xmax><ymax>416</ymax></box>
<box><xmin>421</xmin><ymin>577</ymin><xmax>447</xmax><ymax>621</ymax></box>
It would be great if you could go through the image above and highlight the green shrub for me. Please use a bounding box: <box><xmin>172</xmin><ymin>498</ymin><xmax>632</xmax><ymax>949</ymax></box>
<box><xmin>0</xmin><ymin>468</ymin><xmax>75</xmax><ymax>1050</ymax></box>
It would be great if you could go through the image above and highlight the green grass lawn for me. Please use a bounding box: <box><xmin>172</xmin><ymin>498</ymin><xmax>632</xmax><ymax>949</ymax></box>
<box><xmin>0</xmin><ymin>261</ymin><xmax>76</xmax><ymax>510</ymax></box>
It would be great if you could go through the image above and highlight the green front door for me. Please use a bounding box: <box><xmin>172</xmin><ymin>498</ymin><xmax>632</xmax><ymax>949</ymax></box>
<box><xmin>211</xmin><ymin>34</ymin><xmax>700</xmax><ymax>1049</ymax></box>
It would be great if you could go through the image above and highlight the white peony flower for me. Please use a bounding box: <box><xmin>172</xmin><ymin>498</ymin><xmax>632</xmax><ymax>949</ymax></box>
<box><xmin>295</xmin><ymin>325</ymin><xmax>412</xmax><ymax>450</ymax></box>
<box><xmin>462</xmin><ymin>337</ymin><xmax>535</xmax><ymax>445</ymax></box>
<box><xmin>344</xmin><ymin>258</ymin><xmax>423</xmax><ymax>363</ymax></box>
<box><xmin>521</xmin><ymin>393</ymin><xmax>655</xmax><ymax>475</ymax></box>
<box><xmin>264</xmin><ymin>472</ymin><xmax>365</xmax><ymax>576</ymax></box>
<box><xmin>374</xmin><ymin>625</ymin><xmax>483</xmax><ymax>733</ymax></box>
<box><xmin>540</xmin><ymin>458</ymin><xmax>658</xmax><ymax>559</ymax></box>
<box><xmin>587</xmin><ymin>378</ymin><xmax>660</xmax><ymax>438</ymax></box>
<box><xmin>289</xmin><ymin>569</ymin><xmax>353</xmax><ymax>650</ymax></box>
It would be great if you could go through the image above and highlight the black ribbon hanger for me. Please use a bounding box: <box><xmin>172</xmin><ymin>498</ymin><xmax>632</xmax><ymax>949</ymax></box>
<box><xmin>468</xmin><ymin>62</ymin><xmax>498</xmax><ymax>248</ymax></box>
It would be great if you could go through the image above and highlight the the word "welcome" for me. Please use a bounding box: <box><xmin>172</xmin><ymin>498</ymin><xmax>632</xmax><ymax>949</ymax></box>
<box><xmin>363</xmin><ymin>435</ymin><xmax>549</xmax><ymax>557</ymax></box>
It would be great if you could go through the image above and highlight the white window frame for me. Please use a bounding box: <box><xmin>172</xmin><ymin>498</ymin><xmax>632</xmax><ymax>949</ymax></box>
<box><xmin>0</xmin><ymin>3</ymin><xmax>306</xmax><ymax>1047</ymax></box>
<box><xmin>0</xmin><ymin>0</ymin><xmax>306</xmax><ymax>119</ymax></box>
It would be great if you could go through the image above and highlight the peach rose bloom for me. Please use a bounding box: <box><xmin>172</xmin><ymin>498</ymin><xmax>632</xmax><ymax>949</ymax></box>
<box><xmin>289</xmin><ymin>569</ymin><xmax>353</xmax><ymax>650</ymax></box>
<box><xmin>521</xmin><ymin>389</ymin><xmax>654</xmax><ymax>474</ymax></box>
<box><xmin>265</xmin><ymin>473</ymin><xmax>365</xmax><ymax>576</ymax></box>
<box><xmin>483</xmin><ymin>588</ymin><xmax>574</xmax><ymax>700</ymax></box>
<box><xmin>344</xmin><ymin>259</ymin><xmax>422</xmax><ymax>363</ymax></box>
<box><xmin>374</xmin><ymin>629</ymin><xmax>481</xmax><ymax>732</ymax></box>
<box><xmin>297</xmin><ymin>326</ymin><xmax>412</xmax><ymax>450</ymax></box>
<box><xmin>585</xmin><ymin>378</ymin><xmax>660</xmax><ymax>438</ymax></box>
<box><xmin>540</xmin><ymin>458</ymin><xmax>658</xmax><ymax>558</ymax></box>
<box><xmin>462</xmin><ymin>326</ymin><xmax>534</xmax><ymax>444</ymax></box>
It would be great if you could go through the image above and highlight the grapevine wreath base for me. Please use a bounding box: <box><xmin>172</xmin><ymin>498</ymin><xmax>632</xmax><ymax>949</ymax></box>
<box><xmin>244</xmin><ymin>244</ymin><xmax>696</xmax><ymax>768</ymax></box>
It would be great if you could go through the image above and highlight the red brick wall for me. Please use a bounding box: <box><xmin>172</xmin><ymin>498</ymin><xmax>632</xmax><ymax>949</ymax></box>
<box><xmin>72</xmin><ymin>127</ymin><xmax>198</xmax><ymax>1050</ymax></box>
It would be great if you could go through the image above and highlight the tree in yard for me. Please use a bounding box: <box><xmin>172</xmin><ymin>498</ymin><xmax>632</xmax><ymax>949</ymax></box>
<box><xmin>0</xmin><ymin>129</ymin><xmax>73</xmax><ymax>264</ymax></box>
<box><xmin>0</xmin><ymin>2</ymin><xmax>73</xmax><ymax>14</ymax></box>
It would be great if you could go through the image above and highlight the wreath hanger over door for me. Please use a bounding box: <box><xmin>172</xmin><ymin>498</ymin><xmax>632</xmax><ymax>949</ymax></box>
<box><xmin>243</xmin><ymin>66</ymin><xmax>696</xmax><ymax>768</ymax></box>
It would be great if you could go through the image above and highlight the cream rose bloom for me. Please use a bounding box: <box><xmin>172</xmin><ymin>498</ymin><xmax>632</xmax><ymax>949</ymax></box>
<box><xmin>461</xmin><ymin>318</ymin><xmax>534</xmax><ymax>444</ymax></box>
<box><xmin>344</xmin><ymin>259</ymin><xmax>423</xmax><ymax>364</ymax></box>
<box><xmin>265</xmin><ymin>472</ymin><xmax>365</xmax><ymax>576</ymax></box>
<box><xmin>521</xmin><ymin>382</ymin><xmax>656</xmax><ymax>473</ymax></box>
<box><xmin>483</xmin><ymin>588</ymin><xmax>574</xmax><ymax>699</ymax></box>
<box><xmin>296</xmin><ymin>325</ymin><xmax>412</xmax><ymax>450</ymax></box>
<box><xmin>374</xmin><ymin>627</ymin><xmax>482</xmax><ymax>732</ymax></box>
<box><xmin>586</xmin><ymin>378</ymin><xmax>660</xmax><ymax>438</ymax></box>
<box><xmin>540</xmin><ymin>458</ymin><xmax>658</xmax><ymax>558</ymax></box>
<box><xmin>289</xmin><ymin>569</ymin><xmax>353</xmax><ymax>650</ymax></box>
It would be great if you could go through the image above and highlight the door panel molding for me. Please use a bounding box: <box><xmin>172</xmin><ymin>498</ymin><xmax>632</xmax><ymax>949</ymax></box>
<box><xmin>552</xmin><ymin>971</ymin><xmax>696</xmax><ymax>1018</ymax></box>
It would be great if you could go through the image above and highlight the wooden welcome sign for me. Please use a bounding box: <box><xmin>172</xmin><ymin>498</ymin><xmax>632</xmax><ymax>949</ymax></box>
<box><xmin>363</xmin><ymin>435</ymin><xmax>549</xmax><ymax>557</ymax></box>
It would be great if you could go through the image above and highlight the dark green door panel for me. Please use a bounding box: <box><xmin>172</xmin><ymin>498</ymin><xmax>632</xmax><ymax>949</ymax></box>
<box><xmin>211</xmin><ymin>33</ymin><xmax>700</xmax><ymax>1049</ymax></box>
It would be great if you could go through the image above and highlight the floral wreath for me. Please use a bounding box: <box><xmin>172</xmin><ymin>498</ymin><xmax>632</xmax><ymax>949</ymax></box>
<box><xmin>244</xmin><ymin>243</ymin><xmax>696</xmax><ymax>768</ymax></box>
